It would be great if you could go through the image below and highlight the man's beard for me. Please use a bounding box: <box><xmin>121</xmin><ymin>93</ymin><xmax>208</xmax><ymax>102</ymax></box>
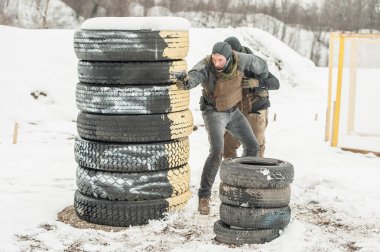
<box><xmin>214</xmin><ymin>62</ymin><xmax>227</xmax><ymax>72</ymax></box>
<box><xmin>215</xmin><ymin>57</ymin><xmax>232</xmax><ymax>73</ymax></box>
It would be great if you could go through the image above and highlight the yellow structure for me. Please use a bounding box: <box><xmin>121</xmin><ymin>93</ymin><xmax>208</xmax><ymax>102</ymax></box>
<box><xmin>325</xmin><ymin>32</ymin><xmax>380</xmax><ymax>156</ymax></box>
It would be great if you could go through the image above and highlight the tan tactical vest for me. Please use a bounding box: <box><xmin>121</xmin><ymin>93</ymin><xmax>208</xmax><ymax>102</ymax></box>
<box><xmin>241</xmin><ymin>90</ymin><xmax>269</xmax><ymax>114</ymax></box>
<box><xmin>214</xmin><ymin>72</ymin><xmax>243</xmax><ymax>111</ymax></box>
<box><xmin>206</xmin><ymin>52</ymin><xmax>243</xmax><ymax>112</ymax></box>
<box><xmin>239</xmin><ymin>89</ymin><xmax>252</xmax><ymax>115</ymax></box>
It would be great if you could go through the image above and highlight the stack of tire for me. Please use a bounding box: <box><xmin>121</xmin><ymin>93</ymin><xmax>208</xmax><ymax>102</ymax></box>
<box><xmin>214</xmin><ymin>157</ymin><xmax>294</xmax><ymax>244</ymax></box>
<box><xmin>72</xmin><ymin>17</ymin><xmax>193</xmax><ymax>227</ymax></box>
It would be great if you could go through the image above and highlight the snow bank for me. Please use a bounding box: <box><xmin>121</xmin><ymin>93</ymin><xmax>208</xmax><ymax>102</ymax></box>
<box><xmin>81</xmin><ymin>17</ymin><xmax>190</xmax><ymax>31</ymax></box>
<box><xmin>0</xmin><ymin>25</ymin><xmax>77</xmax><ymax>123</ymax></box>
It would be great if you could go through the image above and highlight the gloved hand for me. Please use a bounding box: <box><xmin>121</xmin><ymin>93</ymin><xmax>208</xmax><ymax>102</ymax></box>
<box><xmin>241</xmin><ymin>78</ymin><xmax>250</xmax><ymax>88</ymax></box>
<box><xmin>242</xmin><ymin>78</ymin><xmax>259</xmax><ymax>88</ymax></box>
<box><xmin>172</xmin><ymin>71</ymin><xmax>189</xmax><ymax>90</ymax></box>
<box><xmin>247</xmin><ymin>78</ymin><xmax>259</xmax><ymax>88</ymax></box>
<box><xmin>176</xmin><ymin>76</ymin><xmax>189</xmax><ymax>89</ymax></box>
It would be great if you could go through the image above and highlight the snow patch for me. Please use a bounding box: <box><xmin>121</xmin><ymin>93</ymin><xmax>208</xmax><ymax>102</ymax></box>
<box><xmin>259</xmin><ymin>168</ymin><xmax>273</xmax><ymax>181</ymax></box>
<box><xmin>81</xmin><ymin>17</ymin><xmax>190</xmax><ymax>31</ymax></box>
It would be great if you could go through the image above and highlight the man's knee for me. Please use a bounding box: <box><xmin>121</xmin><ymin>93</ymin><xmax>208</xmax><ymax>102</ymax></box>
<box><xmin>224</xmin><ymin>132</ymin><xmax>240</xmax><ymax>149</ymax></box>
<box><xmin>243</xmin><ymin>137</ymin><xmax>259</xmax><ymax>156</ymax></box>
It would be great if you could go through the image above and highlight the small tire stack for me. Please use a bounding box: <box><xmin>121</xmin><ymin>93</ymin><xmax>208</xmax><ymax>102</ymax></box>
<box><xmin>214</xmin><ymin>157</ymin><xmax>294</xmax><ymax>245</ymax></box>
<box><xmin>72</xmin><ymin>17</ymin><xmax>193</xmax><ymax>227</ymax></box>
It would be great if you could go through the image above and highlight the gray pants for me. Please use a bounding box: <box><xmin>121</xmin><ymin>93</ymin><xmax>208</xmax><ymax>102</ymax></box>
<box><xmin>198</xmin><ymin>106</ymin><xmax>258</xmax><ymax>197</ymax></box>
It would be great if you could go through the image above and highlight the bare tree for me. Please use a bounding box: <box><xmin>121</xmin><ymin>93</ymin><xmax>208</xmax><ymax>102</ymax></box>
<box><xmin>166</xmin><ymin>0</ymin><xmax>189</xmax><ymax>12</ymax></box>
<box><xmin>270</xmin><ymin>0</ymin><xmax>277</xmax><ymax>17</ymax></box>
<box><xmin>367</xmin><ymin>0</ymin><xmax>379</xmax><ymax>32</ymax></box>
<box><xmin>36</xmin><ymin>0</ymin><xmax>50</xmax><ymax>28</ymax></box>
<box><xmin>0</xmin><ymin>0</ymin><xmax>12</xmax><ymax>25</ymax></box>
<box><xmin>287</xmin><ymin>2</ymin><xmax>301</xmax><ymax>25</ymax></box>
<box><xmin>352</xmin><ymin>0</ymin><xmax>364</xmax><ymax>32</ymax></box>
<box><xmin>217</xmin><ymin>0</ymin><xmax>231</xmax><ymax>23</ymax></box>
<box><xmin>232</xmin><ymin>0</ymin><xmax>252</xmax><ymax>26</ymax></box>
<box><xmin>3</xmin><ymin>0</ymin><xmax>377</xmax><ymax>33</ymax></box>
<box><xmin>141</xmin><ymin>0</ymin><xmax>154</xmax><ymax>16</ymax></box>
<box><xmin>320</xmin><ymin>0</ymin><xmax>339</xmax><ymax>30</ymax></box>
<box><xmin>280</xmin><ymin>0</ymin><xmax>288</xmax><ymax>22</ymax></box>
<box><xmin>199</xmin><ymin>0</ymin><xmax>215</xmax><ymax>24</ymax></box>
<box><xmin>279</xmin><ymin>0</ymin><xmax>289</xmax><ymax>40</ymax></box>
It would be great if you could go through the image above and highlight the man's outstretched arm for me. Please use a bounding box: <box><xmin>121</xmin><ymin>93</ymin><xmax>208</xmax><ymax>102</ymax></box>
<box><xmin>174</xmin><ymin>59</ymin><xmax>209</xmax><ymax>90</ymax></box>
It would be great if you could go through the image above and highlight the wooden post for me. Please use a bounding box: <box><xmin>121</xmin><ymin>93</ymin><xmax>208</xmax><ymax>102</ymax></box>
<box><xmin>13</xmin><ymin>122</ymin><xmax>19</xmax><ymax>144</ymax></box>
<box><xmin>332</xmin><ymin>35</ymin><xmax>345</xmax><ymax>147</ymax></box>
<box><xmin>325</xmin><ymin>33</ymin><xmax>335</xmax><ymax>142</ymax></box>
<box><xmin>331</xmin><ymin>102</ymin><xmax>336</xmax><ymax>147</ymax></box>
<box><xmin>347</xmin><ymin>38</ymin><xmax>358</xmax><ymax>134</ymax></box>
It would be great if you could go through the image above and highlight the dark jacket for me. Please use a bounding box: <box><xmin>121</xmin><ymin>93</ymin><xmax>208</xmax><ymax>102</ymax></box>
<box><xmin>186</xmin><ymin>52</ymin><xmax>269</xmax><ymax>110</ymax></box>
<box><xmin>240</xmin><ymin>46</ymin><xmax>280</xmax><ymax>113</ymax></box>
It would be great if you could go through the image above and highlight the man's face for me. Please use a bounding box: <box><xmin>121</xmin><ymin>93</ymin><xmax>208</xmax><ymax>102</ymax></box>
<box><xmin>211</xmin><ymin>53</ymin><xmax>227</xmax><ymax>71</ymax></box>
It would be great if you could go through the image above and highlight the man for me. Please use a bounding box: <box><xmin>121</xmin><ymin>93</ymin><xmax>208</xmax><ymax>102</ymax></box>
<box><xmin>175</xmin><ymin>41</ymin><xmax>268</xmax><ymax>215</ymax></box>
<box><xmin>223</xmin><ymin>37</ymin><xmax>280</xmax><ymax>159</ymax></box>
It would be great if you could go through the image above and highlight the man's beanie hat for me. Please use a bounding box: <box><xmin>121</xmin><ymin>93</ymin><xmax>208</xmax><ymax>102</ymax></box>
<box><xmin>224</xmin><ymin>37</ymin><xmax>242</xmax><ymax>52</ymax></box>
<box><xmin>212</xmin><ymin>42</ymin><xmax>232</xmax><ymax>60</ymax></box>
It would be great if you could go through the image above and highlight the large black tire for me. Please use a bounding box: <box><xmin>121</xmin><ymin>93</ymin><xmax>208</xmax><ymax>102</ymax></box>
<box><xmin>214</xmin><ymin>220</ymin><xmax>280</xmax><ymax>245</ymax></box>
<box><xmin>219</xmin><ymin>204</ymin><xmax>291</xmax><ymax>229</ymax></box>
<box><xmin>78</xmin><ymin>60</ymin><xmax>187</xmax><ymax>85</ymax></box>
<box><xmin>74</xmin><ymin>190</ymin><xmax>191</xmax><ymax>227</ymax></box>
<box><xmin>219</xmin><ymin>183</ymin><xmax>291</xmax><ymax>208</ymax></box>
<box><xmin>76</xmin><ymin>164</ymin><xmax>190</xmax><ymax>201</ymax></box>
<box><xmin>220</xmin><ymin>157</ymin><xmax>294</xmax><ymax>189</ymax></box>
<box><xmin>76</xmin><ymin>83</ymin><xmax>190</xmax><ymax>114</ymax></box>
<box><xmin>77</xmin><ymin>109</ymin><xmax>193</xmax><ymax>143</ymax></box>
<box><xmin>74</xmin><ymin>137</ymin><xmax>189</xmax><ymax>172</ymax></box>
<box><xmin>74</xmin><ymin>30</ymin><xmax>189</xmax><ymax>61</ymax></box>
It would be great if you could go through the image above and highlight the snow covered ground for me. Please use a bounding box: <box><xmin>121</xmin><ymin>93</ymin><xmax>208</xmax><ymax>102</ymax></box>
<box><xmin>1</xmin><ymin>25</ymin><xmax>380</xmax><ymax>252</ymax></box>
